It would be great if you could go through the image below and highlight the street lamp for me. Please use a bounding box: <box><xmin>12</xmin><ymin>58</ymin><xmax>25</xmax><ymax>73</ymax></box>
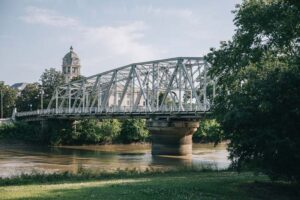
<box><xmin>29</xmin><ymin>104</ymin><xmax>32</xmax><ymax>111</ymax></box>
<box><xmin>0</xmin><ymin>89</ymin><xmax>3</xmax><ymax>118</ymax></box>
<box><xmin>40</xmin><ymin>87</ymin><xmax>44</xmax><ymax>110</ymax></box>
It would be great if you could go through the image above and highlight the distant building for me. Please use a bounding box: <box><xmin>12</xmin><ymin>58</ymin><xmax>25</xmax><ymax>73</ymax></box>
<box><xmin>106</xmin><ymin>85</ymin><xmax>146</xmax><ymax>108</ymax></box>
<box><xmin>11</xmin><ymin>82</ymin><xmax>28</xmax><ymax>91</ymax></box>
<box><xmin>62</xmin><ymin>46</ymin><xmax>81</xmax><ymax>82</ymax></box>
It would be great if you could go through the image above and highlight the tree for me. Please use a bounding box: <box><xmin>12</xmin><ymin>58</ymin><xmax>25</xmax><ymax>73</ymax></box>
<box><xmin>119</xmin><ymin>119</ymin><xmax>149</xmax><ymax>143</ymax></box>
<box><xmin>0</xmin><ymin>82</ymin><xmax>17</xmax><ymax>118</ymax></box>
<box><xmin>193</xmin><ymin>119</ymin><xmax>223</xmax><ymax>144</ymax></box>
<box><xmin>40</xmin><ymin>68</ymin><xmax>65</xmax><ymax>106</ymax></box>
<box><xmin>98</xmin><ymin>119</ymin><xmax>121</xmax><ymax>143</ymax></box>
<box><xmin>206</xmin><ymin>0</ymin><xmax>300</xmax><ymax>181</ymax></box>
<box><xmin>16</xmin><ymin>83</ymin><xmax>41</xmax><ymax>112</ymax></box>
<box><xmin>59</xmin><ymin>119</ymin><xmax>121</xmax><ymax>144</ymax></box>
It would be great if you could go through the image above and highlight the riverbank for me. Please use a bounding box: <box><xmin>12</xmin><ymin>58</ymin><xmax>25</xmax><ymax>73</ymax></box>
<box><xmin>1</xmin><ymin>169</ymin><xmax>299</xmax><ymax>200</ymax></box>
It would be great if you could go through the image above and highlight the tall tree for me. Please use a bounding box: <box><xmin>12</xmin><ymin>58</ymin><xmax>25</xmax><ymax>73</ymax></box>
<box><xmin>0</xmin><ymin>82</ymin><xmax>17</xmax><ymax>118</ymax></box>
<box><xmin>206</xmin><ymin>0</ymin><xmax>300</xmax><ymax>181</ymax></box>
<box><xmin>16</xmin><ymin>83</ymin><xmax>41</xmax><ymax>112</ymax></box>
<box><xmin>40</xmin><ymin>68</ymin><xmax>65</xmax><ymax>107</ymax></box>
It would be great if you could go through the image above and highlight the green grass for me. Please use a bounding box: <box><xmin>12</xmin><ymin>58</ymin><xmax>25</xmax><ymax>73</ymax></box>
<box><xmin>0</xmin><ymin>169</ymin><xmax>299</xmax><ymax>200</ymax></box>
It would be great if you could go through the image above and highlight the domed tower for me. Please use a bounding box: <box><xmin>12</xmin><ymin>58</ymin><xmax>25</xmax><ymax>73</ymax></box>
<box><xmin>62</xmin><ymin>46</ymin><xmax>81</xmax><ymax>82</ymax></box>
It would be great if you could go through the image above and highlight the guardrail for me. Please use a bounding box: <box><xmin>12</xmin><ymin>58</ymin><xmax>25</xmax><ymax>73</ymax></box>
<box><xmin>16</xmin><ymin>103</ymin><xmax>210</xmax><ymax>118</ymax></box>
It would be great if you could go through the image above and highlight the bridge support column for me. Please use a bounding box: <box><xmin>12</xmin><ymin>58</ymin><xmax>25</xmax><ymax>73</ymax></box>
<box><xmin>147</xmin><ymin>119</ymin><xmax>199</xmax><ymax>156</ymax></box>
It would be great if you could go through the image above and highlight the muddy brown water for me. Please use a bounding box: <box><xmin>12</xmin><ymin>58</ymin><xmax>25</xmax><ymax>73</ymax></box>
<box><xmin>0</xmin><ymin>143</ymin><xmax>230</xmax><ymax>178</ymax></box>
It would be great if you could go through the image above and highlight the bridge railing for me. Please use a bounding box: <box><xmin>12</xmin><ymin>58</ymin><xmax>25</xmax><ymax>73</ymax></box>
<box><xmin>15</xmin><ymin>103</ymin><xmax>210</xmax><ymax>118</ymax></box>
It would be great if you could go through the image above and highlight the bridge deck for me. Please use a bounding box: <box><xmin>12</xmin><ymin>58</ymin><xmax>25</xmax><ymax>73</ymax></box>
<box><xmin>16</xmin><ymin>107</ymin><xmax>210</xmax><ymax>121</ymax></box>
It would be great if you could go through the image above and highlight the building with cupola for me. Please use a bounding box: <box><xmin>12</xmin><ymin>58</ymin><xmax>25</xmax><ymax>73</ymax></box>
<box><xmin>62</xmin><ymin>46</ymin><xmax>81</xmax><ymax>82</ymax></box>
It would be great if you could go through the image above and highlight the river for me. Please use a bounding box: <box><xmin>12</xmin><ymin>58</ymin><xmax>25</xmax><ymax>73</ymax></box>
<box><xmin>0</xmin><ymin>142</ymin><xmax>230</xmax><ymax>178</ymax></box>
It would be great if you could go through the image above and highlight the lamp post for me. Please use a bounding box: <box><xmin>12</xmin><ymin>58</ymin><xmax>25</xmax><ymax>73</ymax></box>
<box><xmin>0</xmin><ymin>89</ymin><xmax>3</xmax><ymax>118</ymax></box>
<box><xmin>29</xmin><ymin>104</ymin><xmax>32</xmax><ymax>111</ymax></box>
<box><xmin>40</xmin><ymin>87</ymin><xmax>44</xmax><ymax>110</ymax></box>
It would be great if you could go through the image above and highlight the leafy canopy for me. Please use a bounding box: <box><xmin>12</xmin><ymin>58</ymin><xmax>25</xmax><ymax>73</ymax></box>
<box><xmin>0</xmin><ymin>82</ymin><xmax>17</xmax><ymax>118</ymax></box>
<box><xmin>16</xmin><ymin>83</ymin><xmax>41</xmax><ymax>112</ymax></box>
<box><xmin>206</xmin><ymin>0</ymin><xmax>300</xmax><ymax>181</ymax></box>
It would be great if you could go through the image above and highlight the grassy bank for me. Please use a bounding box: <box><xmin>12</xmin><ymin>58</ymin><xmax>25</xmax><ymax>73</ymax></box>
<box><xmin>1</xmin><ymin>169</ymin><xmax>299</xmax><ymax>200</ymax></box>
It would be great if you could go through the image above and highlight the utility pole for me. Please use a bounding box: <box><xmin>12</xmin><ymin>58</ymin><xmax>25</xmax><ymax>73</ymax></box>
<box><xmin>0</xmin><ymin>89</ymin><xmax>3</xmax><ymax>118</ymax></box>
<box><xmin>40</xmin><ymin>87</ymin><xmax>44</xmax><ymax>110</ymax></box>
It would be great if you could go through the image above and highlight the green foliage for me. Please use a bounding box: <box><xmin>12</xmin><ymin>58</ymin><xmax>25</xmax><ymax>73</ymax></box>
<box><xmin>16</xmin><ymin>83</ymin><xmax>41</xmax><ymax>112</ymax></box>
<box><xmin>119</xmin><ymin>119</ymin><xmax>149</xmax><ymax>143</ymax></box>
<box><xmin>51</xmin><ymin>119</ymin><xmax>121</xmax><ymax>145</ymax></box>
<box><xmin>206</xmin><ymin>0</ymin><xmax>300</xmax><ymax>181</ymax></box>
<box><xmin>73</xmin><ymin>119</ymin><xmax>102</xmax><ymax>144</ymax></box>
<box><xmin>97</xmin><ymin>119</ymin><xmax>121</xmax><ymax>143</ymax></box>
<box><xmin>40</xmin><ymin>68</ymin><xmax>65</xmax><ymax>106</ymax></box>
<box><xmin>0</xmin><ymin>122</ymin><xmax>40</xmax><ymax>142</ymax></box>
<box><xmin>0</xmin><ymin>119</ymin><xmax>149</xmax><ymax>145</ymax></box>
<box><xmin>0</xmin><ymin>82</ymin><xmax>17</xmax><ymax>118</ymax></box>
<box><xmin>193</xmin><ymin>119</ymin><xmax>223</xmax><ymax>144</ymax></box>
<box><xmin>69</xmin><ymin>119</ymin><xmax>121</xmax><ymax>144</ymax></box>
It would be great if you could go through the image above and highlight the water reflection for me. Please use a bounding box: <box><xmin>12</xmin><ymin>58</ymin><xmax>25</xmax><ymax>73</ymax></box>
<box><xmin>0</xmin><ymin>143</ymin><xmax>230</xmax><ymax>178</ymax></box>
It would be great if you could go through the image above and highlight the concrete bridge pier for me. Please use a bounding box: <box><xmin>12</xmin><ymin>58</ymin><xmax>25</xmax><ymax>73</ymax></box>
<box><xmin>147</xmin><ymin>119</ymin><xmax>199</xmax><ymax>156</ymax></box>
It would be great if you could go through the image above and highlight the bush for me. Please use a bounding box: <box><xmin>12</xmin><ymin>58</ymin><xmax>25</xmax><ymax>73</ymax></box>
<box><xmin>193</xmin><ymin>119</ymin><xmax>223</xmax><ymax>144</ymax></box>
<box><xmin>0</xmin><ymin>122</ymin><xmax>41</xmax><ymax>143</ymax></box>
<box><xmin>118</xmin><ymin>119</ymin><xmax>149</xmax><ymax>143</ymax></box>
<box><xmin>60</xmin><ymin>119</ymin><xmax>121</xmax><ymax>144</ymax></box>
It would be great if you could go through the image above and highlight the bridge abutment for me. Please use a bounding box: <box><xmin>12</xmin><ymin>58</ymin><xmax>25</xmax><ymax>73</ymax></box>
<box><xmin>147</xmin><ymin>119</ymin><xmax>199</xmax><ymax>156</ymax></box>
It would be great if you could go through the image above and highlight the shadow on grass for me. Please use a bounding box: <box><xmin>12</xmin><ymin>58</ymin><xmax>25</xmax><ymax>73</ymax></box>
<box><xmin>3</xmin><ymin>172</ymin><xmax>300</xmax><ymax>200</ymax></box>
<box><xmin>240</xmin><ymin>181</ymin><xmax>300</xmax><ymax>200</ymax></box>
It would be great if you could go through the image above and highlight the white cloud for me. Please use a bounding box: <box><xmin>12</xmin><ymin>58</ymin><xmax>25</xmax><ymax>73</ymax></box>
<box><xmin>21</xmin><ymin>6</ymin><xmax>162</xmax><ymax>70</ymax></box>
<box><xmin>21</xmin><ymin>6</ymin><xmax>79</xmax><ymax>27</ymax></box>
<box><xmin>81</xmin><ymin>21</ymin><xmax>156</xmax><ymax>61</ymax></box>
<box><xmin>141</xmin><ymin>6</ymin><xmax>199</xmax><ymax>24</ymax></box>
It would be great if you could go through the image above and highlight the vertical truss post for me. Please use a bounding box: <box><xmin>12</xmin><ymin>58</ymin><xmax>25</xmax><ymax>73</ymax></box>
<box><xmin>179</xmin><ymin>63</ymin><xmax>182</xmax><ymax>111</ymax></box>
<box><xmin>89</xmin><ymin>75</ymin><xmax>101</xmax><ymax>109</ymax></box>
<box><xmin>82</xmin><ymin>88</ymin><xmax>85</xmax><ymax>112</ymax></box>
<box><xmin>152</xmin><ymin>63</ymin><xmax>155</xmax><ymax>111</ymax></box>
<box><xmin>55</xmin><ymin>88</ymin><xmax>58</xmax><ymax>113</ymax></box>
<box><xmin>156</xmin><ymin>64</ymin><xmax>159</xmax><ymax>111</ymax></box>
<box><xmin>146</xmin><ymin>71</ymin><xmax>149</xmax><ymax>109</ymax></box>
<box><xmin>204</xmin><ymin>62</ymin><xmax>208</xmax><ymax>110</ymax></box>
<box><xmin>97</xmin><ymin>76</ymin><xmax>102</xmax><ymax>112</ymax></box>
<box><xmin>189</xmin><ymin>66</ymin><xmax>193</xmax><ymax>110</ymax></box>
<box><xmin>68</xmin><ymin>84</ymin><xmax>71</xmax><ymax>113</ymax></box>
<box><xmin>131</xmin><ymin>65</ymin><xmax>135</xmax><ymax>112</ymax></box>
<box><xmin>85</xmin><ymin>91</ymin><xmax>89</xmax><ymax>112</ymax></box>
<box><xmin>114</xmin><ymin>71</ymin><xmax>118</xmax><ymax>111</ymax></box>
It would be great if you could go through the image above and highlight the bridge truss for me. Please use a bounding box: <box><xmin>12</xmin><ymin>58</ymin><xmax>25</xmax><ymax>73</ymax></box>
<box><xmin>17</xmin><ymin>57</ymin><xmax>216</xmax><ymax>119</ymax></box>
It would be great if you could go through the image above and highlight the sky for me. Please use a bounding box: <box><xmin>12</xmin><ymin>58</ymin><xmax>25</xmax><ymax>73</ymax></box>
<box><xmin>0</xmin><ymin>0</ymin><xmax>242</xmax><ymax>85</ymax></box>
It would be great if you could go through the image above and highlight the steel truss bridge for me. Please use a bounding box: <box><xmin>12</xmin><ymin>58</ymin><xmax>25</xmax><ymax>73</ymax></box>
<box><xmin>16</xmin><ymin>57</ymin><xmax>216</xmax><ymax>120</ymax></box>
